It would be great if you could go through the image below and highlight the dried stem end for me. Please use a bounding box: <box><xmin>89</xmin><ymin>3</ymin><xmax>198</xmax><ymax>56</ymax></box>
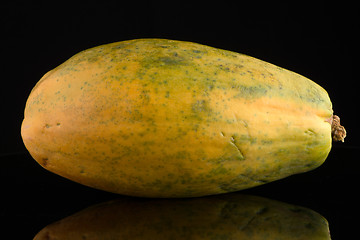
<box><xmin>327</xmin><ymin>115</ymin><xmax>346</xmax><ymax>142</ymax></box>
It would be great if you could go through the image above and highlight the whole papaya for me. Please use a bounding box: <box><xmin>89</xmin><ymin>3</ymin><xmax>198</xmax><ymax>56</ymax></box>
<box><xmin>21</xmin><ymin>39</ymin><xmax>346</xmax><ymax>197</ymax></box>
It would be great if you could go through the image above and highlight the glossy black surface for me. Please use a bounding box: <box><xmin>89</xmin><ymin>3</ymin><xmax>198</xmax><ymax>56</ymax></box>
<box><xmin>1</xmin><ymin>145</ymin><xmax>358</xmax><ymax>239</ymax></box>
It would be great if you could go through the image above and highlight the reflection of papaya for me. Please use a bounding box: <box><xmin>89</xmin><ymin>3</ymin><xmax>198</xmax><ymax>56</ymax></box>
<box><xmin>34</xmin><ymin>194</ymin><xmax>331</xmax><ymax>240</ymax></box>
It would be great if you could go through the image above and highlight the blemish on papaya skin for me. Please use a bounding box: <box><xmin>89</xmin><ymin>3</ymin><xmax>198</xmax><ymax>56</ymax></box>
<box><xmin>233</xmin><ymin>85</ymin><xmax>268</xmax><ymax>98</ymax></box>
<box><xmin>191</xmin><ymin>100</ymin><xmax>210</xmax><ymax>113</ymax></box>
<box><xmin>229</xmin><ymin>135</ymin><xmax>245</xmax><ymax>160</ymax></box>
<box><xmin>141</xmin><ymin>54</ymin><xmax>189</xmax><ymax>69</ymax></box>
<box><xmin>42</xmin><ymin>157</ymin><xmax>49</xmax><ymax>167</ymax></box>
<box><xmin>261</xmin><ymin>140</ymin><xmax>273</xmax><ymax>145</ymax></box>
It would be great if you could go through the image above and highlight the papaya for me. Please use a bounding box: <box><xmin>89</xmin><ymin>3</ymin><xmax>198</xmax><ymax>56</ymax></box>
<box><xmin>21</xmin><ymin>39</ymin><xmax>346</xmax><ymax>197</ymax></box>
<box><xmin>33</xmin><ymin>194</ymin><xmax>331</xmax><ymax>240</ymax></box>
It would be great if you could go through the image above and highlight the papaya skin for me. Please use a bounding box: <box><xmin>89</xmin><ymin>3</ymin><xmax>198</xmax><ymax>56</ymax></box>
<box><xmin>21</xmin><ymin>39</ymin><xmax>344</xmax><ymax>197</ymax></box>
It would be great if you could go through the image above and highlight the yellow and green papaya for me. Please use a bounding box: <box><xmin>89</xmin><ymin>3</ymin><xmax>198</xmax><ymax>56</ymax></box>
<box><xmin>21</xmin><ymin>39</ymin><xmax>346</xmax><ymax>197</ymax></box>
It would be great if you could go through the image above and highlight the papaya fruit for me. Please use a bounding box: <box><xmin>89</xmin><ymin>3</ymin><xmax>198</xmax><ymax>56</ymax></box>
<box><xmin>21</xmin><ymin>39</ymin><xmax>346</xmax><ymax>197</ymax></box>
<box><xmin>33</xmin><ymin>194</ymin><xmax>331</xmax><ymax>240</ymax></box>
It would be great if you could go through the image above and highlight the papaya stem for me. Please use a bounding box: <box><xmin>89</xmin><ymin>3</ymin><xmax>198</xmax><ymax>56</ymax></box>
<box><xmin>329</xmin><ymin>115</ymin><xmax>346</xmax><ymax>142</ymax></box>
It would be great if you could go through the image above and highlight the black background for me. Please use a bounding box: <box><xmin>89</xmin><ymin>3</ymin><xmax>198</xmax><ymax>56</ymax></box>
<box><xmin>1</xmin><ymin>1</ymin><xmax>359</xmax><ymax>239</ymax></box>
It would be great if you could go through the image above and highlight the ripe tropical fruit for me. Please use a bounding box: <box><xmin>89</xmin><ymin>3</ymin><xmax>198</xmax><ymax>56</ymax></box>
<box><xmin>33</xmin><ymin>194</ymin><xmax>332</xmax><ymax>240</ymax></box>
<box><xmin>21</xmin><ymin>39</ymin><xmax>346</xmax><ymax>197</ymax></box>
